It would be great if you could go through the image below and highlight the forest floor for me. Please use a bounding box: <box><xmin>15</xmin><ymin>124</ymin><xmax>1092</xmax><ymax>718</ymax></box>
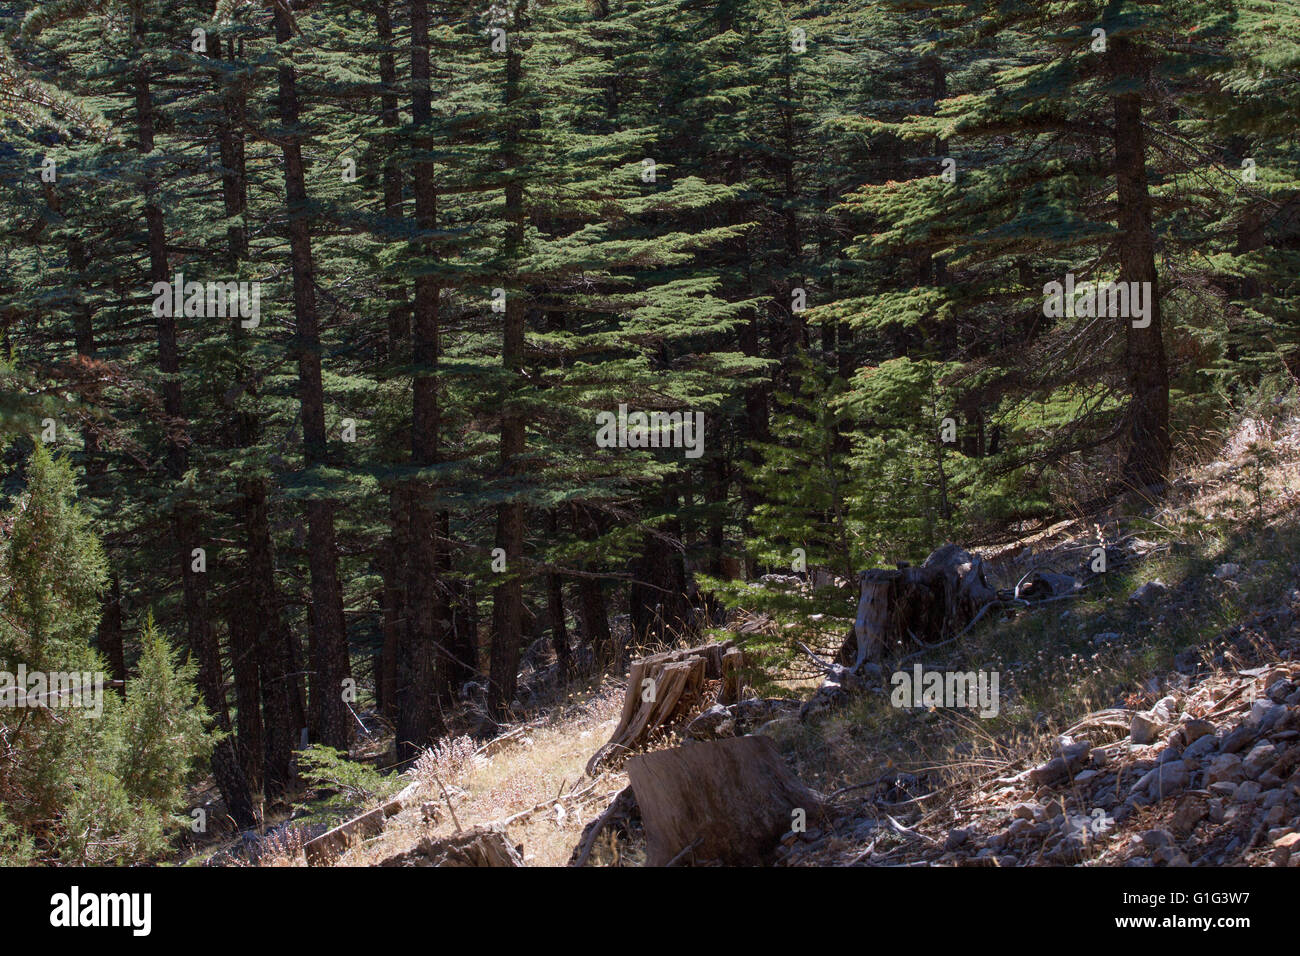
<box><xmin>771</xmin><ymin>412</ymin><xmax>1300</xmax><ymax>866</ymax></box>
<box><xmin>180</xmin><ymin>411</ymin><xmax>1300</xmax><ymax>867</ymax></box>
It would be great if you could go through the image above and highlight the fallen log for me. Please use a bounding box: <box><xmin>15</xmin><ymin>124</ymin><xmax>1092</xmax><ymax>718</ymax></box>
<box><xmin>303</xmin><ymin>782</ymin><xmax>418</xmax><ymax>866</ymax></box>
<box><xmin>303</xmin><ymin>799</ymin><xmax>403</xmax><ymax>866</ymax></box>
<box><xmin>627</xmin><ymin>736</ymin><xmax>823</xmax><ymax>866</ymax></box>
<box><xmin>586</xmin><ymin>639</ymin><xmax>740</xmax><ymax>775</ymax></box>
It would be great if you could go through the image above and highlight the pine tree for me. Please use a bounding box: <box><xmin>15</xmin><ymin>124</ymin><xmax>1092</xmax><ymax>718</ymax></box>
<box><xmin>0</xmin><ymin>447</ymin><xmax>215</xmax><ymax>863</ymax></box>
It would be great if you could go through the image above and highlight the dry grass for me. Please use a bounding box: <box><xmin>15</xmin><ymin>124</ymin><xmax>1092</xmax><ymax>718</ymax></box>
<box><xmin>769</xmin><ymin>411</ymin><xmax>1300</xmax><ymax>852</ymax></box>
<box><xmin>336</xmin><ymin>681</ymin><xmax>628</xmax><ymax>867</ymax></box>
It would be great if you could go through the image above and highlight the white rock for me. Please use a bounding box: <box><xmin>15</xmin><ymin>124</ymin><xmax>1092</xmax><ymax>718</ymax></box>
<box><xmin>1131</xmin><ymin>713</ymin><xmax>1161</xmax><ymax>745</ymax></box>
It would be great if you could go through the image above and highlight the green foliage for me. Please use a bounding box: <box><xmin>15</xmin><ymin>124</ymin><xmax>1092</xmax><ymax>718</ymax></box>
<box><xmin>116</xmin><ymin>612</ymin><xmax>215</xmax><ymax>807</ymax></box>
<box><xmin>0</xmin><ymin>445</ymin><xmax>106</xmax><ymax>670</ymax></box>
<box><xmin>0</xmin><ymin>449</ymin><xmax>215</xmax><ymax>863</ymax></box>
<box><xmin>1</xmin><ymin>0</ymin><xmax>1298</xmax><ymax>860</ymax></box>
<box><xmin>296</xmin><ymin>744</ymin><xmax>401</xmax><ymax>809</ymax></box>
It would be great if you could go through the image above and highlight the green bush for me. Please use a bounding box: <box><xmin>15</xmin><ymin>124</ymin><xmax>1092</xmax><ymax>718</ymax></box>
<box><xmin>0</xmin><ymin>448</ymin><xmax>216</xmax><ymax>864</ymax></box>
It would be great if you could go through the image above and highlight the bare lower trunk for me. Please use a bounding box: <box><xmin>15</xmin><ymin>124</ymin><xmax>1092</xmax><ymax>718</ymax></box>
<box><xmin>244</xmin><ymin>481</ymin><xmax>297</xmax><ymax>802</ymax></box>
<box><xmin>180</xmin><ymin>509</ymin><xmax>256</xmax><ymax>828</ymax></box>
<box><xmin>1111</xmin><ymin>37</ymin><xmax>1170</xmax><ymax>489</ymax></box>
<box><xmin>228</xmin><ymin>593</ymin><xmax>264</xmax><ymax>797</ymax></box>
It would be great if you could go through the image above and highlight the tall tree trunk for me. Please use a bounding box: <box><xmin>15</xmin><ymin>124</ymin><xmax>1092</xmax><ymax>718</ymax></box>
<box><xmin>272</xmin><ymin>6</ymin><xmax>353</xmax><ymax>751</ymax></box>
<box><xmin>380</xmin><ymin>491</ymin><xmax>405</xmax><ymax>723</ymax></box>
<box><xmin>545</xmin><ymin>512</ymin><xmax>571</xmax><ymax>675</ymax></box>
<box><xmin>1111</xmin><ymin>37</ymin><xmax>1170</xmax><ymax>489</ymax></box>
<box><xmin>95</xmin><ymin>573</ymin><xmax>126</xmax><ymax>694</ymax></box>
<box><xmin>488</xmin><ymin>1</ymin><xmax>530</xmax><ymax>718</ymax></box>
<box><xmin>179</xmin><ymin>508</ymin><xmax>257</xmax><ymax>827</ymax></box>
<box><xmin>628</xmin><ymin>500</ymin><xmax>694</xmax><ymax>657</ymax></box>
<box><xmin>375</xmin><ymin>0</ymin><xmax>407</xmax><ymax>725</ymax></box>
<box><xmin>442</xmin><ymin>513</ymin><xmax>477</xmax><ymax>698</ymax></box>
<box><xmin>227</xmin><ymin>586</ymin><xmax>264</xmax><ymax>796</ymax></box>
<box><xmin>572</xmin><ymin>505</ymin><xmax>613</xmax><ymax>668</ymax></box>
<box><xmin>212</xmin><ymin>32</ymin><xmax>248</xmax><ymax>266</ymax></box>
<box><xmin>244</xmin><ymin>479</ymin><xmax>297</xmax><ymax>801</ymax></box>
<box><xmin>135</xmin><ymin>19</ymin><xmax>254</xmax><ymax>827</ymax></box>
<box><xmin>396</xmin><ymin>0</ymin><xmax>449</xmax><ymax>762</ymax></box>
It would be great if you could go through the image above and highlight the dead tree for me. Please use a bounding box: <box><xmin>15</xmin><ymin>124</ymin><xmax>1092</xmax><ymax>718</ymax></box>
<box><xmin>586</xmin><ymin>640</ymin><xmax>741</xmax><ymax>775</ymax></box>
<box><xmin>627</xmin><ymin>736</ymin><xmax>822</xmax><ymax>866</ymax></box>
<box><xmin>840</xmin><ymin>543</ymin><xmax>997</xmax><ymax>669</ymax></box>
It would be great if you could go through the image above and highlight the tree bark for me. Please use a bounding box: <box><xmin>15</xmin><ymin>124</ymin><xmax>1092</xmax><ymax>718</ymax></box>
<box><xmin>571</xmin><ymin>505</ymin><xmax>613</xmax><ymax>667</ymax></box>
<box><xmin>272</xmin><ymin>5</ymin><xmax>353</xmax><ymax>752</ymax></box>
<box><xmin>444</xmin><ymin>514</ymin><xmax>479</xmax><ymax>696</ymax></box>
<box><xmin>395</xmin><ymin>0</ymin><xmax>450</xmax><ymax>761</ymax></box>
<box><xmin>376</xmin><ymin>0</ymin><xmax>407</xmax><ymax>726</ymax></box>
<box><xmin>628</xmin><ymin>501</ymin><xmax>695</xmax><ymax>656</ymax></box>
<box><xmin>227</xmin><ymin>583</ymin><xmax>264</xmax><ymax>796</ymax></box>
<box><xmin>546</xmin><ymin>513</ymin><xmax>570</xmax><ymax>675</ymax></box>
<box><xmin>488</xmin><ymin>0</ymin><xmax>531</xmax><ymax>718</ymax></box>
<box><xmin>1111</xmin><ymin>36</ymin><xmax>1170</xmax><ymax>489</ymax></box>
<box><xmin>627</xmin><ymin>736</ymin><xmax>822</xmax><ymax>866</ymax></box>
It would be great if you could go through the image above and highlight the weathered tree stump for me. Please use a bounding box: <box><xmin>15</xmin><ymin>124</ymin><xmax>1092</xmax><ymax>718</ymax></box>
<box><xmin>567</xmin><ymin>785</ymin><xmax>640</xmax><ymax>867</ymax></box>
<box><xmin>719</xmin><ymin>647</ymin><xmax>744</xmax><ymax>705</ymax></box>
<box><xmin>627</xmin><ymin>736</ymin><xmax>823</xmax><ymax>866</ymax></box>
<box><xmin>586</xmin><ymin>640</ymin><xmax>740</xmax><ymax>775</ymax></box>
<box><xmin>840</xmin><ymin>543</ymin><xmax>997</xmax><ymax>669</ymax></box>
<box><xmin>379</xmin><ymin>825</ymin><xmax>524</xmax><ymax>867</ymax></box>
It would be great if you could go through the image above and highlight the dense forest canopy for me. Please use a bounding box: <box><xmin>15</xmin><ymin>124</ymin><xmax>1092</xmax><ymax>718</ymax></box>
<box><xmin>0</xmin><ymin>0</ymin><xmax>1296</xmax><ymax>861</ymax></box>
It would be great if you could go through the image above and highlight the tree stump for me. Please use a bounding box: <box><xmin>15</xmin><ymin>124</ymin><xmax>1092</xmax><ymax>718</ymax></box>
<box><xmin>627</xmin><ymin>736</ymin><xmax>822</xmax><ymax>866</ymax></box>
<box><xmin>586</xmin><ymin>640</ymin><xmax>740</xmax><ymax>775</ymax></box>
<box><xmin>841</xmin><ymin>543</ymin><xmax>996</xmax><ymax>669</ymax></box>
<box><xmin>719</xmin><ymin>647</ymin><xmax>744</xmax><ymax>705</ymax></box>
<box><xmin>379</xmin><ymin>826</ymin><xmax>524</xmax><ymax>867</ymax></box>
<box><xmin>567</xmin><ymin>785</ymin><xmax>640</xmax><ymax>867</ymax></box>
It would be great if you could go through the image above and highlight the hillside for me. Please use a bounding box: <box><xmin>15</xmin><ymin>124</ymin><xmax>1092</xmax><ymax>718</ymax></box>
<box><xmin>187</xmin><ymin>410</ymin><xmax>1300</xmax><ymax>868</ymax></box>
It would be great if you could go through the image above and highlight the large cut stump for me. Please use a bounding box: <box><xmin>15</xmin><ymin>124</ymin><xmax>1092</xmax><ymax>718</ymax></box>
<box><xmin>841</xmin><ymin>543</ymin><xmax>996</xmax><ymax>669</ymax></box>
<box><xmin>627</xmin><ymin>736</ymin><xmax>822</xmax><ymax>866</ymax></box>
<box><xmin>587</xmin><ymin>640</ymin><xmax>740</xmax><ymax>775</ymax></box>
